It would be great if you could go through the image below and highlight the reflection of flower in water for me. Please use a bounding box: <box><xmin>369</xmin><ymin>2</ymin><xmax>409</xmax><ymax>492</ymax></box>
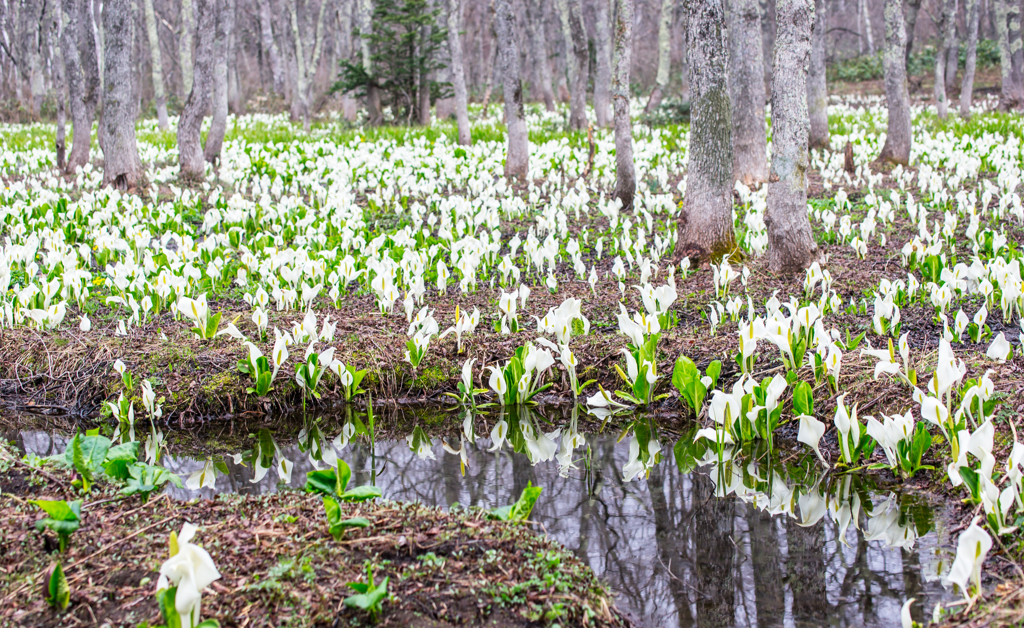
<box><xmin>622</xmin><ymin>433</ymin><xmax>660</xmax><ymax>482</ymax></box>
<box><xmin>863</xmin><ymin>494</ymin><xmax>917</xmax><ymax>550</ymax></box>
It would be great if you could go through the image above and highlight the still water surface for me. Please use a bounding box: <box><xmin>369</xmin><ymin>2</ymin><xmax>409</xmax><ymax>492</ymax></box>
<box><xmin>15</xmin><ymin>423</ymin><xmax>954</xmax><ymax>628</ymax></box>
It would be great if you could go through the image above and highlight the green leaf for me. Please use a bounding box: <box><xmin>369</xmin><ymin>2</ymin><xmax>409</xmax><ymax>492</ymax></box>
<box><xmin>157</xmin><ymin>586</ymin><xmax>183</xmax><ymax>628</ymax></box>
<box><xmin>490</xmin><ymin>481</ymin><xmax>542</xmax><ymax>522</ymax></box>
<box><xmin>340</xmin><ymin>485</ymin><xmax>382</xmax><ymax>502</ymax></box>
<box><xmin>344</xmin><ymin>576</ymin><xmax>389</xmax><ymax>612</ymax></box>
<box><xmin>305</xmin><ymin>460</ymin><xmax>352</xmax><ymax>496</ymax></box>
<box><xmin>72</xmin><ymin>435</ymin><xmax>111</xmax><ymax>491</ymax></box>
<box><xmin>45</xmin><ymin>561</ymin><xmax>70</xmax><ymax>611</ymax></box>
<box><xmin>102</xmin><ymin>441</ymin><xmax>140</xmax><ymax>481</ymax></box>
<box><xmin>706</xmin><ymin>360</ymin><xmax>722</xmax><ymax>389</ymax></box>
<box><xmin>792</xmin><ymin>381</ymin><xmax>814</xmax><ymax>417</ymax></box>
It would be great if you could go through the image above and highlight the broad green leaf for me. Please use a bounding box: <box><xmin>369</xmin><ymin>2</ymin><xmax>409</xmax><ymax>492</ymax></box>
<box><xmin>45</xmin><ymin>562</ymin><xmax>70</xmax><ymax>611</ymax></box>
<box><xmin>102</xmin><ymin>441</ymin><xmax>140</xmax><ymax>480</ymax></box>
<box><xmin>340</xmin><ymin>485</ymin><xmax>382</xmax><ymax>502</ymax></box>
<box><xmin>792</xmin><ymin>381</ymin><xmax>814</xmax><ymax>417</ymax></box>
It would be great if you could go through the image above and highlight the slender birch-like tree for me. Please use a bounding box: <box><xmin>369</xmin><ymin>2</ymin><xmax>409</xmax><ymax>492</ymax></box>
<box><xmin>258</xmin><ymin>0</ymin><xmax>285</xmax><ymax>94</ymax></box>
<box><xmin>594</xmin><ymin>0</ymin><xmax>612</xmax><ymax>127</ymax></box>
<box><xmin>495</xmin><ymin>0</ymin><xmax>528</xmax><ymax>178</ymax></box>
<box><xmin>935</xmin><ymin>0</ymin><xmax>957</xmax><ymax>119</ymax></box>
<box><xmin>180</xmin><ymin>0</ymin><xmax>194</xmax><ymax>97</ymax></box>
<box><xmin>807</xmin><ymin>0</ymin><xmax>829</xmax><ymax>148</ymax></box>
<box><xmin>525</xmin><ymin>0</ymin><xmax>556</xmax><ymax>111</ymax></box>
<box><xmin>205</xmin><ymin>0</ymin><xmax>233</xmax><ymax>163</ymax></box>
<box><xmin>142</xmin><ymin>0</ymin><xmax>168</xmax><ymax>129</ymax></box>
<box><xmin>645</xmin><ymin>0</ymin><xmax>673</xmax><ymax>113</ymax></box>
<box><xmin>961</xmin><ymin>0</ymin><xmax>981</xmax><ymax>115</ymax></box>
<box><xmin>612</xmin><ymin>0</ymin><xmax>635</xmax><ymax>208</ymax></box>
<box><xmin>61</xmin><ymin>0</ymin><xmax>100</xmax><ymax>173</ymax></box>
<box><xmin>446</xmin><ymin>0</ymin><xmax>471</xmax><ymax>144</ymax></box>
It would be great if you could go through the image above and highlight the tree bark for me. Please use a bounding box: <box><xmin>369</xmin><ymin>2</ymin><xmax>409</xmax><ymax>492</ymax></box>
<box><xmin>767</xmin><ymin>0</ymin><xmax>820</xmax><ymax>273</ymax></box>
<box><xmin>51</xmin><ymin>1</ymin><xmax>67</xmax><ymax>170</ymax></box>
<box><xmin>593</xmin><ymin>0</ymin><xmax>612</xmax><ymax>127</ymax></box>
<box><xmin>645</xmin><ymin>0</ymin><xmax>673</xmax><ymax>114</ymax></box>
<box><xmin>935</xmin><ymin>0</ymin><xmax>957</xmax><ymax>119</ymax></box>
<box><xmin>860</xmin><ymin>0</ymin><xmax>875</xmax><ymax>54</ymax></box>
<box><xmin>560</xmin><ymin>0</ymin><xmax>589</xmax><ymax>130</ymax></box>
<box><xmin>418</xmin><ymin>0</ymin><xmax>433</xmax><ymax>126</ymax></box>
<box><xmin>358</xmin><ymin>0</ymin><xmax>382</xmax><ymax>124</ymax></box>
<box><xmin>227</xmin><ymin>0</ymin><xmax>240</xmax><ymax>112</ymax></box>
<box><xmin>946</xmin><ymin>21</ymin><xmax>961</xmax><ymax>95</ymax></box>
<box><xmin>495</xmin><ymin>0</ymin><xmax>529</xmax><ymax>179</ymax></box>
<box><xmin>179</xmin><ymin>0</ymin><xmax>193</xmax><ymax>98</ymax></box>
<box><xmin>727</xmin><ymin>0</ymin><xmax>768</xmax><ymax>185</ymax></box>
<box><xmin>996</xmin><ymin>0</ymin><xmax>1024</xmax><ymax>108</ymax></box>
<box><xmin>876</xmin><ymin>0</ymin><xmax>912</xmax><ymax>165</ymax></box>
<box><xmin>61</xmin><ymin>0</ymin><xmax>100</xmax><ymax>173</ymax></box>
<box><xmin>19</xmin><ymin>0</ymin><xmax>44</xmax><ymax>117</ymax></box>
<box><xmin>904</xmin><ymin>0</ymin><xmax>924</xmax><ymax>66</ymax></box>
<box><xmin>612</xmin><ymin>0</ymin><xmax>635</xmax><ymax>208</ymax></box>
<box><xmin>961</xmin><ymin>0</ymin><xmax>981</xmax><ymax>115</ymax></box>
<box><xmin>205</xmin><ymin>0</ymin><xmax>232</xmax><ymax>164</ymax></box>
<box><xmin>525</xmin><ymin>0</ymin><xmax>556</xmax><ymax>111</ymax></box>
<box><xmin>178</xmin><ymin>0</ymin><xmax>214</xmax><ymax>180</ymax></box>
<box><xmin>679</xmin><ymin>0</ymin><xmax>737</xmax><ymax>262</ymax></box>
<box><xmin>760</xmin><ymin>0</ymin><xmax>775</xmax><ymax>93</ymax></box>
<box><xmin>446</xmin><ymin>0</ymin><xmax>471</xmax><ymax>144</ymax></box>
<box><xmin>258</xmin><ymin>0</ymin><xmax>285</xmax><ymax>95</ymax></box>
<box><xmin>100</xmin><ymin>0</ymin><xmax>145</xmax><ymax>189</ymax></box>
<box><xmin>142</xmin><ymin>0</ymin><xmax>169</xmax><ymax>129</ymax></box>
<box><xmin>808</xmin><ymin>0</ymin><xmax>829</xmax><ymax>148</ymax></box>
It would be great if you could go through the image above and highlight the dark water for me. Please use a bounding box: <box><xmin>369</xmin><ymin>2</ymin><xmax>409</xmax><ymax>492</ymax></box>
<box><xmin>14</xmin><ymin>417</ymin><xmax>954</xmax><ymax>628</ymax></box>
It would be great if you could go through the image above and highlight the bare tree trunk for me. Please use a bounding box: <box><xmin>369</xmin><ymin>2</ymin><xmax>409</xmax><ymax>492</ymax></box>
<box><xmin>525</xmin><ymin>0</ymin><xmax>555</xmax><ymax>111</ymax></box>
<box><xmin>593</xmin><ymin>0</ymin><xmax>612</xmax><ymax>127</ymax></box>
<box><xmin>178</xmin><ymin>0</ymin><xmax>214</xmax><ymax>180</ymax></box>
<box><xmin>495</xmin><ymin>0</ymin><xmax>529</xmax><ymax>178</ymax></box>
<box><xmin>51</xmin><ymin>2</ymin><xmax>67</xmax><ymax>170</ymax></box>
<box><xmin>767</xmin><ymin>0</ymin><xmax>820</xmax><ymax>273</ymax></box>
<box><xmin>561</xmin><ymin>0</ymin><xmax>589</xmax><ymax>129</ymax></box>
<box><xmin>728</xmin><ymin>0</ymin><xmax>768</xmax><ymax>185</ymax></box>
<box><xmin>142</xmin><ymin>0</ymin><xmax>168</xmax><ymax>129</ymax></box>
<box><xmin>679</xmin><ymin>0</ymin><xmax>736</xmax><ymax>262</ymax></box>
<box><xmin>645</xmin><ymin>0</ymin><xmax>672</xmax><ymax>113</ymax></box>
<box><xmin>358</xmin><ymin>0</ymin><xmax>382</xmax><ymax>124</ymax></box>
<box><xmin>946</xmin><ymin>18</ymin><xmax>961</xmax><ymax>96</ymax></box>
<box><xmin>20</xmin><ymin>0</ymin><xmax>44</xmax><ymax>118</ymax></box>
<box><xmin>808</xmin><ymin>0</ymin><xmax>829</xmax><ymax>148</ymax></box>
<box><xmin>61</xmin><ymin>0</ymin><xmax>100</xmax><ymax>173</ymax></box>
<box><xmin>935</xmin><ymin>0</ymin><xmax>956</xmax><ymax>118</ymax></box>
<box><xmin>904</xmin><ymin>0</ymin><xmax>923</xmax><ymax>66</ymax></box>
<box><xmin>760</xmin><ymin>0</ymin><xmax>775</xmax><ymax>92</ymax></box>
<box><xmin>446</xmin><ymin>0</ymin><xmax>471</xmax><ymax>143</ymax></box>
<box><xmin>205</xmin><ymin>0</ymin><xmax>231</xmax><ymax>163</ymax></box>
<box><xmin>612</xmin><ymin>0</ymin><xmax>635</xmax><ymax>208</ymax></box>
<box><xmin>179</xmin><ymin>0</ymin><xmax>193</xmax><ymax>98</ymax></box>
<box><xmin>876</xmin><ymin>0</ymin><xmax>912</xmax><ymax>165</ymax></box>
<box><xmin>100</xmin><ymin>0</ymin><xmax>145</xmax><ymax>189</ymax></box>
<box><xmin>860</xmin><ymin>0</ymin><xmax>875</xmax><ymax>54</ymax></box>
<box><xmin>961</xmin><ymin>0</ymin><xmax>981</xmax><ymax>115</ymax></box>
<box><xmin>227</xmin><ymin>0</ymin><xmax>240</xmax><ymax>112</ymax></box>
<box><xmin>258</xmin><ymin>0</ymin><xmax>284</xmax><ymax>94</ymax></box>
<box><xmin>418</xmin><ymin>0</ymin><xmax>433</xmax><ymax>126</ymax></box>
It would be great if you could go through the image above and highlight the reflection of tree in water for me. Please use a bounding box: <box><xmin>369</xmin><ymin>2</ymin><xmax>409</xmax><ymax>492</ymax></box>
<box><xmin>17</xmin><ymin>428</ymin><xmax>954</xmax><ymax>628</ymax></box>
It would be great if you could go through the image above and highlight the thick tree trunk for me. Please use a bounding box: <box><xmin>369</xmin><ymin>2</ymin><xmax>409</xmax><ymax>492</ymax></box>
<box><xmin>142</xmin><ymin>0</ymin><xmax>168</xmax><ymax>129</ymax></box>
<box><xmin>288</xmin><ymin>0</ymin><xmax>308</xmax><ymax>123</ymax></box>
<box><xmin>61</xmin><ymin>0</ymin><xmax>100</xmax><ymax>173</ymax></box>
<box><xmin>612</xmin><ymin>0</ymin><xmax>635</xmax><ymax>208</ymax></box>
<box><xmin>904</xmin><ymin>0</ymin><xmax>924</xmax><ymax>66</ymax></box>
<box><xmin>258</xmin><ymin>0</ymin><xmax>285</xmax><ymax>94</ymax></box>
<box><xmin>727</xmin><ymin>0</ymin><xmax>768</xmax><ymax>185</ymax></box>
<box><xmin>946</xmin><ymin>26</ymin><xmax>960</xmax><ymax>95</ymax></box>
<box><xmin>760</xmin><ymin>0</ymin><xmax>775</xmax><ymax>92</ymax></box>
<box><xmin>205</xmin><ymin>0</ymin><xmax>231</xmax><ymax>164</ymax></box>
<box><xmin>100</xmin><ymin>0</ymin><xmax>145</xmax><ymax>189</ymax></box>
<box><xmin>19</xmin><ymin>0</ymin><xmax>44</xmax><ymax>117</ymax></box>
<box><xmin>876</xmin><ymin>0</ymin><xmax>912</xmax><ymax>165</ymax></box>
<box><xmin>179</xmin><ymin>0</ymin><xmax>193</xmax><ymax>98</ymax></box>
<box><xmin>495</xmin><ymin>0</ymin><xmax>529</xmax><ymax>178</ymax></box>
<box><xmin>996</xmin><ymin>0</ymin><xmax>1024</xmax><ymax>108</ymax></box>
<box><xmin>556</xmin><ymin>0</ymin><xmax>576</xmax><ymax>108</ymax></box>
<box><xmin>679</xmin><ymin>0</ymin><xmax>737</xmax><ymax>262</ymax></box>
<box><xmin>767</xmin><ymin>0</ymin><xmax>820</xmax><ymax>273</ymax></box>
<box><xmin>645</xmin><ymin>0</ymin><xmax>673</xmax><ymax>114</ymax></box>
<box><xmin>935</xmin><ymin>0</ymin><xmax>957</xmax><ymax>119</ymax></box>
<box><xmin>562</xmin><ymin>0</ymin><xmax>589</xmax><ymax>130</ymax></box>
<box><xmin>961</xmin><ymin>0</ymin><xmax>981</xmax><ymax>115</ymax></box>
<box><xmin>446</xmin><ymin>0</ymin><xmax>471</xmax><ymax>144</ymax></box>
<box><xmin>808</xmin><ymin>0</ymin><xmax>829</xmax><ymax>148</ymax></box>
<box><xmin>525</xmin><ymin>0</ymin><xmax>556</xmax><ymax>111</ymax></box>
<box><xmin>593</xmin><ymin>0</ymin><xmax>612</xmax><ymax>127</ymax></box>
<box><xmin>178</xmin><ymin>0</ymin><xmax>214</xmax><ymax>180</ymax></box>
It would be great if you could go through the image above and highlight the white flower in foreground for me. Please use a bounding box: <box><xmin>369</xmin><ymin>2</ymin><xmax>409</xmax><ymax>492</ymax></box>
<box><xmin>79</xmin><ymin>315</ymin><xmax>91</xmax><ymax>332</ymax></box>
<box><xmin>901</xmin><ymin>598</ymin><xmax>916</xmax><ymax>628</ymax></box>
<box><xmin>797</xmin><ymin>414</ymin><xmax>826</xmax><ymax>463</ymax></box>
<box><xmin>157</xmin><ymin>523</ymin><xmax>221</xmax><ymax>628</ymax></box>
<box><xmin>986</xmin><ymin>332</ymin><xmax>1011</xmax><ymax>362</ymax></box>
<box><xmin>946</xmin><ymin>517</ymin><xmax>992</xmax><ymax>599</ymax></box>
